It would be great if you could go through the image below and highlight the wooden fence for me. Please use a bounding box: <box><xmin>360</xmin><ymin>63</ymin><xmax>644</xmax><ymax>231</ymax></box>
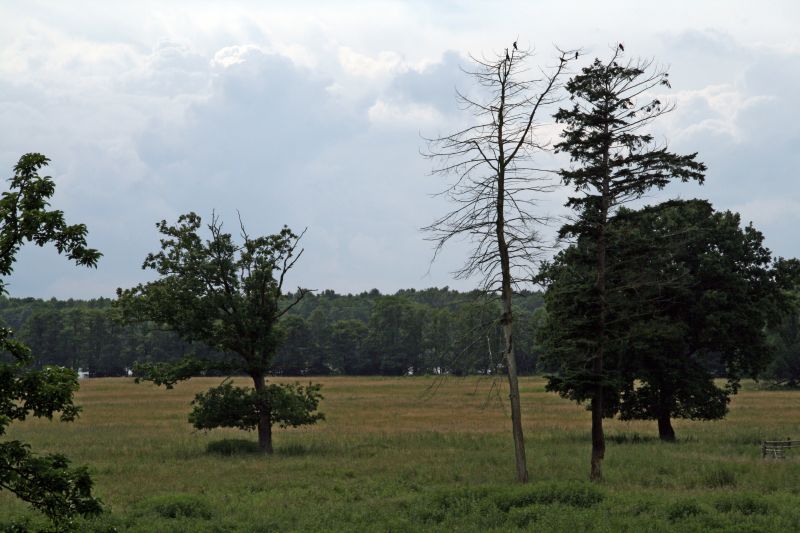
<box><xmin>761</xmin><ymin>438</ymin><xmax>800</xmax><ymax>459</ymax></box>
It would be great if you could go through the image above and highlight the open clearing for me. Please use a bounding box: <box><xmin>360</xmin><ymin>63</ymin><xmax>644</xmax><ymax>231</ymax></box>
<box><xmin>3</xmin><ymin>376</ymin><xmax>800</xmax><ymax>531</ymax></box>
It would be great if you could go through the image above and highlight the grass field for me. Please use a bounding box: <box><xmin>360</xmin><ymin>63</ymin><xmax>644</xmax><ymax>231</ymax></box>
<box><xmin>3</xmin><ymin>376</ymin><xmax>800</xmax><ymax>532</ymax></box>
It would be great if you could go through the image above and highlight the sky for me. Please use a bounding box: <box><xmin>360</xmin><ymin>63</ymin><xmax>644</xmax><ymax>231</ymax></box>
<box><xmin>1</xmin><ymin>1</ymin><xmax>799</xmax><ymax>299</ymax></box>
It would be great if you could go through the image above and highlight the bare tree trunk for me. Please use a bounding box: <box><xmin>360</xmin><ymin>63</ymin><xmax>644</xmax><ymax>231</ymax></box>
<box><xmin>252</xmin><ymin>372</ymin><xmax>273</xmax><ymax>454</ymax></box>
<box><xmin>502</xmin><ymin>313</ymin><xmax>529</xmax><ymax>483</ymax></box>
<box><xmin>424</xmin><ymin>45</ymin><xmax>575</xmax><ymax>485</ymax></box>
<box><xmin>496</xmin><ymin>91</ymin><xmax>529</xmax><ymax>483</ymax></box>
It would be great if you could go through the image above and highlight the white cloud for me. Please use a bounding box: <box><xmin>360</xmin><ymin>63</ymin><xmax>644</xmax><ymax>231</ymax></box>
<box><xmin>670</xmin><ymin>84</ymin><xmax>774</xmax><ymax>142</ymax></box>
<box><xmin>367</xmin><ymin>99</ymin><xmax>442</xmax><ymax>127</ymax></box>
<box><xmin>211</xmin><ymin>44</ymin><xmax>267</xmax><ymax>68</ymax></box>
<box><xmin>1</xmin><ymin>3</ymin><xmax>799</xmax><ymax>297</ymax></box>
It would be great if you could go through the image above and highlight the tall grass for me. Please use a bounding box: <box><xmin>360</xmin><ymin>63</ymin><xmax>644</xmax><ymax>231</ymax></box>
<box><xmin>2</xmin><ymin>376</ymin><xmax>800</xmax><ymax>531</ymax></box>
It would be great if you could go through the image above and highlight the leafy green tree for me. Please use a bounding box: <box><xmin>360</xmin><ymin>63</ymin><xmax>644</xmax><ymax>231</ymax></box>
<box><xmin>766</xmin><ymin>292</ymin><xmax>800</xmax><ymax>388</ymax></box>
<box><xmin>541</xmin><ymin>199</ymin><xmax>791</xmax><ymax>441</ymax></box>
<box><xmin>364</xmin><ymin>296</ymin><xmax>426</xmax><ymax>375</ymax></box>
<box><xmin>328</xmin><ymin>319</ymin><xmax>370</xmax><ymax>375</ymax></box>
<box><xmin>20</xmin><ymin>308</ymin><xmax>68</xmax><ymax>367</ymax></box>
<box><xmin>512</xmin><ymin>307</ymin><xmax>542</xmax><ymax>375</ymax></box>
<box><xmin>0</xmin><ymin>153</ymin><xmax>103</xmax><ymax>527</ymax></box>
<box><xmin>273</xmin><ymin>315</ymin><xmax>314</xmax><ymax>375</ymax></box>
<box><xmin>450</xmin><ymin>299</ymin><xmax>503</xmax><ymax>376</ymax></box>
<box><xmin>615</xmin><ymin>201</ymin><xmax>791</xmax><ymax>440</ymax></box>
<box><xmin>421</xmin><ymin>308</ymin><xmax>455</xmax><ymax>374</ymax></box>
<box><xmin>117</xmin><ymin>213</ymin><xmax>323</xmax><ymax>453</ymax></box>
<box><xmin>547</xmin><ymin>50</ymin><xmax>706</xmax><ymax>480</ymax></box>
<box><xmin>306</xmin><ymin>307</ymin><xmax>332</xmax><ymax>374</ymax></box>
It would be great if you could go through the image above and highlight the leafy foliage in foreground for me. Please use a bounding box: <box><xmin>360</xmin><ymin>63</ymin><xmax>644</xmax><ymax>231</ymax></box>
<box><xmin>0</xmin><ymin>154</ymin><xmax>102</xmax><ymax>528</ymax></box>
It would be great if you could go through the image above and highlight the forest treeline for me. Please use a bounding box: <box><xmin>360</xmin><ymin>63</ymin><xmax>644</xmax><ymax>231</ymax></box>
<box><xmin>0</xmin><ymin>287</ymin><xmax>546</xmax><ymax>377</ymax></box>
<box><xmin>4</xmin><ymin>287</ymin><xmax>800</xmax><ymax>386</ymax></box>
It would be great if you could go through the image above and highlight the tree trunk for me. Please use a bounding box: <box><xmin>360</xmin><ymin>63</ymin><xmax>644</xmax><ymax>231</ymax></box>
<box><xmin>657</xmin><ymin>411</ymin><xmax>676</xmax><ymax>442</ymax></box>
<box><xmin>494</xmin><ymin>77</ymin><xmax>529</xmax><ymax>483</ymax></box>
<box><xmin>503</xmin><ymin>314</ymin><xmax>529</xmax><ymax>483</ymax></box>
<box><xmin>590</xmin><ymin>394</ymin><xmax>605</xmax><ymax>480</ymax></box>
<box><xmin>252</xmin><ymin>373</ymin><xmax>273</xmax><ymax>454</ymax></box>
<box><xmin>590</xmin><ymin>124</ymin><xmax>610</xmax><ymax>482</ymax></box>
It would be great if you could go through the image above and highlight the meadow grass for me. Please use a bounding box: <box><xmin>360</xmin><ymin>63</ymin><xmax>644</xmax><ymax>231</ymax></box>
<box><xmin>2</xmin><ymin>376</ymin><xmax>800</xmax><ymax>531</ymax></box>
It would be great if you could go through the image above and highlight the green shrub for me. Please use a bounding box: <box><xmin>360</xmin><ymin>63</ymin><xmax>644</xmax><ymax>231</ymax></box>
<box><xmin>139</xmin><ymin>494</ymin><xmax>214</xmax><ymax>520</ymax></box>
<box><xmin>714</xmin><ymin>494</ymin><xmax>772</xmax><ymax>516</ymax></box>
<box><xmin>507</xmin><ymin>505</ymin><xmax>543</xmax><ymax>527</ymax></box>
<box><xmin>206</xmin><ymin>439</ymin><xmax>262</xmax><ymax>456</ymax></box>
<box><xmin>493</xmin><ymin>482</ymin><xmax>604</xmax><ymax>511</ymax></box>
<box><xmin>700</xmin><ymin>465</ymin><xmax>738</xmax><ymax>488</ymax></box>
<box><xmin>0</xmin><ymin>522</ymin><xmax>31</xmax><ymax>533</ymax></box>
<box><xmin>666</xmin><ymin>499</ymin><xmax>707</xmax><ymax>521</ymax></box>
<box><xmin>607</xmin><ymin>433</ymin><xmax>656</xmax><ymax>444</ymax></box>
<box><xmin>417</xmin><ymin>481</ymin><xmax>604</xmax><ymax>528</ymax></box>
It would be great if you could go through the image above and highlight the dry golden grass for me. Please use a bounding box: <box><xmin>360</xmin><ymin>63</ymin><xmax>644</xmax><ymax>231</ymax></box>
<box><xmin>3</xmin><ymin>376</ymin><xmax>800</xmax><ymax>531</ymax></box>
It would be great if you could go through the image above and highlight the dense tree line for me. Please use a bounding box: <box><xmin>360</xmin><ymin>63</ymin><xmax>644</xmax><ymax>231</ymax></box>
<box><xmin>0</xmin><ymin>288</ymin><xmax>545</xmax><ymax>377</ymax></box>
<box><xmin>5</xmin><ymin>281</ymin><xmax>800</xmax><ymax>387</ymax></box>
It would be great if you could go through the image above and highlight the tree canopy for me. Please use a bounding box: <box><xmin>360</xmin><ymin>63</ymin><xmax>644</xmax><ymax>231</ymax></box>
<box><xmin>117</xmin><ymin>213</ymin><xmax>323</xmax><ymax>453</ymax></box>
<box><xmin>540</xmin><ymin>199</ymin><xmax>795</xmax><ymax>441</ymax></box>
<box><xmin>0</xmin><ymin>153</ymin><xmax>103</xmax><ymax>528</ymax></box>
<box><xmin>548</xmin><ymin>50</ymin><xmax>706</xmax><ymax>480</ymax></box>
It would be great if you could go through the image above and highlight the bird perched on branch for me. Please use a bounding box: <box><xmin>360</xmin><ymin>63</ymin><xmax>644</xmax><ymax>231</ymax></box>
<box><xmin>513</xmin><ymin>41</ymin><xmax>518</xmax><ymax>50</ymax></box>
<box><xmin>575</xmin><ymin>51</ymin><xmax>579</xmax><ymax>60</ymax></box>
<box><xmin>618</xmin><ymin>43</ymin><xmax>625</xmax><ymax>52</ymax></box>
<box><xmin>506</xmin><ymin>49</ymin><xmax>510</xmax><ymax>61</ymax></box>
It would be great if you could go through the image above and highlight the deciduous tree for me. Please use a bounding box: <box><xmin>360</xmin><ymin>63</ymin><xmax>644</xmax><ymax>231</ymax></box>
<box><xmin>541</xmin><ymin>199</ymin><xmax>792</xmax><ymax>443</ymax></box>
<box><xmin>424</xmin><ymin>42</ymin><xmax>577</xmax><ymax>482</ymax></box>
<box><xmin>117</xmin><ymin>213</ymin><xmax>323</xmax><ymax>453</ymax></box>
<box><xmin>0</xmin><ymin>153</ymin><xmax>103</xmax><ymax>528</ymax></box>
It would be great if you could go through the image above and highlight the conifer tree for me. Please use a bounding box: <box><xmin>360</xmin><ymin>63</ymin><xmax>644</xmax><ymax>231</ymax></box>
<box><xmin>545</xmin><ymin>50</ymin><xmax>705</xmax><ymax>480</ymax></box>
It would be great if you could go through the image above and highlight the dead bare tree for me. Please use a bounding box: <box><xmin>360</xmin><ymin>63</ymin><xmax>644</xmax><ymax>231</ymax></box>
<box><xmin>423</xmin><ymin>43</ymin><xmax>578</xmax><ymax>483</ymax></box>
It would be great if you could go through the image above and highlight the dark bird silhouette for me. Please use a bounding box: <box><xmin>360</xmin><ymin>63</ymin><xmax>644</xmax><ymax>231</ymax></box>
<box><xmin>506</xmin><ymin>49</ymin><xmax>510</xmax><ymax>61</ymax></box>
<box><xmin>513</xmin><ymin>41</ymin><xmax>518</xmax><ymax>50</ymax></box>
<box><xmin>618</xmin><ymin>43</ymin><xmax>625</xmax><ymax>52</ymax></box>
<box><xmin>574</xmin><ymin>51</ymin><xmax>579</xmax><ymax>60</ymax></box>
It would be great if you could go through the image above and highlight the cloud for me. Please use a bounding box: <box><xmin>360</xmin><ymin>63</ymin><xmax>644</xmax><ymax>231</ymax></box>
<box><xmin>668</xmin><ymin>84</ymin><xmax>774</xmax><ymax>142</ymax></box>
<box><xmin>1</xmin><ymin>7</ymin><xmax>799</xmax><ymax>298</ymax></box>
<box><xmin>367</xmin><ymin>99</ymin><xmax>443</xmax><ymax>127</ymax></box>
<box><xmin>338</xmin><ymin>47</ymin><xmax>407</xmax><ymax>80</ymax></box>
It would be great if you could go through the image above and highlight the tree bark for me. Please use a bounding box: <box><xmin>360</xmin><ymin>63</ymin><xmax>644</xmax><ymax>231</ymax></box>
<box><xmin>590</xmin><ymin>120</ymin><xmax>610</xmax><ymax>482</ymax></box>
<box><xmin>657</xmin><ymin>411</ymin><xmax>676</xmax><ymax>442</ymax></box>
<box><xmin>252</xmin><ymin>372</ymin><xmax>273</xmax><ymax>454</ymax></box>
<box><xmin>495</xmin><ymin>74</ymin><xmax>529</xmax><ymax>483</ymax></box>
<box><xmin>503</xmin><ymin>310</ymin><xmax>529</xmax><ymax>483</ymax></box>
<box><xmin>590</xmin><ymin>396</ymin><xmax>605</xmax><ymax>480</ymax></box>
